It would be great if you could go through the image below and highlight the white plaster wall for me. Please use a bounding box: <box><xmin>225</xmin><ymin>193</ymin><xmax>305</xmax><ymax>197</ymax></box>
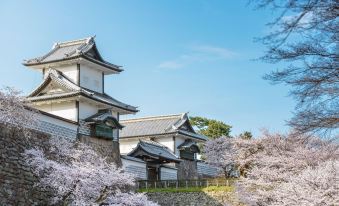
<box><xmin>36</xmin><ymin>102</ymin><xmax>77</xmax><ymax>122</ymax></box>
<box><xmin>50</xmin><ymin>64</ymin><xmax>78</xmax><ymax>83</ymax></box>
<box><xmin>80</xmin><ymin>64</ymin><xmax>103</xmax><ymax>93</ymax></box>
<box><xmin>155</xmin><ymin>136</ymin><xmax>174</xmax><ymax>152</ymax></box>
<box><xmin>120</xmin><ymin>139</ymin><xmax>139</xmax><ymax>154</ymax></box>
<box><xmin>174</xmin><ymin>136</ymin><xmax>186</xmax><ymax>156</ymax></box>
<box><xmin>110</xmin><ymin>112</ymin><xmax>120</xmax><ymax>138</ymax></box>
<box><xmin>114</xmin><ymin>129</ymin><xmax>119</xmax><ymax>140</ymax></box>
<box><xmin>121</xmin><ymin>158</ymin><xmax>147</xmax><ymax>180</ymax></box>
<box><xmin>160</xmin><ymin>167</ymin><xmax>178</xmax><ymax>180</ymax></box>
<box><xmin>79</xmin><ymin>101</ymin><xmax>98</xmax><ymax>119</ymax></box>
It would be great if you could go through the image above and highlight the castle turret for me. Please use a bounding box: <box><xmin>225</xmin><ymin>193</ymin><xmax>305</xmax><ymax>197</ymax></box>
<box><xmin>24</xmin><ymin>37</ymin><xmax>138</xmax><ymax>140</ymax></box>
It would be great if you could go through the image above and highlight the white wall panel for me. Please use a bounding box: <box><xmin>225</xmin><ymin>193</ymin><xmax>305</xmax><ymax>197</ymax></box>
<box><xmin>80</xmin><ymin>64</ymin><xmax>103</xmax><ymax>93</ymax></box>
<box><xmin>36</xmin><ymin>102</ymin><xmax>77</xmax><ymax>122</ymax></box>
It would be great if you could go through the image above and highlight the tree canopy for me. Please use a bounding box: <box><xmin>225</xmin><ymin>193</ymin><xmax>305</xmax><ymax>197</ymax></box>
<box><xmin>204</xmin><ymin>132</ymin><xmax>339</xmax><ymax>205</ymax></box>
<box><xmin>252</xmin><ymin>0</ymin><xmax>339</xmax><ymax>137</ymax></box>
<box><xmin>190</xmin><ymin>116</ymin><xmax>232</xmax><ymax>139</ymax></box>
<box><xmin>239</xmin><ymin>131</ymin><xmax>253</xmax><ymax>140</ymax></box>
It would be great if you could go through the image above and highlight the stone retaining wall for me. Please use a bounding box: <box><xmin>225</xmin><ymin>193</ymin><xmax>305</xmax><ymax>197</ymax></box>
<box><xmin>146</xmin><ymin>191</ymin><xmax>243</xmax><ymax>206</ymax></box>
<box><xmin>176</xmin><ymin>159</ymin><xmax>198</xmax><ymax>180</ymax></box>
<box><xmin>0</xmin><ymin>124</ymin><xmax>52</xmax><ymax>205</ymax></box>
<box><xmin>0</xmin><ymin>123</ymin><xmax>122</xmax><ymax>205</ymax></box>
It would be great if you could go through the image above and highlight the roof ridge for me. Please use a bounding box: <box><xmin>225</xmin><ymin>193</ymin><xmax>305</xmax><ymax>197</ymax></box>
<box><xmin>121</xmin><ymin>113</ymin><xmax>186</xmax><ymax>123</ymax></box>
<box><xmin>53</xmin><ymin>36</ymin><xmax>94</xmax><ymax>48</ymax></box>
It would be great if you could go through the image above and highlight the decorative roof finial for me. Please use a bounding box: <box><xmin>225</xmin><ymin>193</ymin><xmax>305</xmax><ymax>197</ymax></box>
<box><xmin>52</xmin><ymin>42</ymin><xmax>59</xmax><ymax>49</ymax></box>
<box><xmin>86</xmin><ymin>35</ymin><xmax>96</xmax><ymax>44</ymax></box>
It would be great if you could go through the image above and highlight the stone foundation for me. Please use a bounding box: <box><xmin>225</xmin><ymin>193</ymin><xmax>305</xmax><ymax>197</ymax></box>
<box><xmin>0</xmin><ymin>124</ymin><xmax>123</xmax><ymax>205</ymax></box>
<box><xmin>0</xmin><ymin>124</ymin><xmax>52</xmax><ymax>205</ymax></box>
<box><xmin>176</xmin><ymin>159</ymin><xmax>198</xmax><ymax>180</ymax></box>
<box><xmin>78</xmin><ymin>135</ymin><xmax>122</xmax><ymax>166</ymax></box>
<box><xmin>146</xmin><ymin>191</ymin><xmax>243</xmax><ymax>206</ymax></box>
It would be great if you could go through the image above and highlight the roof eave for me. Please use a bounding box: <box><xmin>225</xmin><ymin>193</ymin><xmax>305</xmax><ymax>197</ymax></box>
<box><xmin>120</xmin><ymin>131</ymin><xmax>177</xmax><ymax>139</ymax></box>
<box><xmin>177</xmin><ymin>130</ymin><xmax>208</xmax><ymax>142</ymax></box>
<box><xmin>23</xmin><ymin>55</ymin><xmax>123</xmax><ymax>73</ymax></box>
<box><xmin>28</xmin><ymin>92</ymin><xmax>138</xmax><ymax>114</ymax></box>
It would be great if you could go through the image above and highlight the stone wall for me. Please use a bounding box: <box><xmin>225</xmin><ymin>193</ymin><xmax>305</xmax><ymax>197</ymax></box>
<box><xmin>146</xmin><ymin>191</ymin><xmax>243</xmax><ymax>206</ymax></box>
<box><xmin>0</xmin><ymin>124</ymin><xmax>52</xmax><ymax>205</ymax></box>
<box><xmin>0</xmin><ymin>123</ymin><xmax>123</xmax><ymax>205</ymax></box>
<box><xmin>176</xmin><ymin>159</ymin><xmax>198</xmax><ymax>180</ymax></box>
<box><xmin>78</xmin><ymin>134</ymin><xmax>122</xmax><ymax>166</ymax></box>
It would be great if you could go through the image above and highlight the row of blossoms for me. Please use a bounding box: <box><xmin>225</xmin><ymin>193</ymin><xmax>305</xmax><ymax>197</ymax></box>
<box><xmin>0</xmin><ymin>87</ymin><xmax>158</xmax><ymax>206</ymax></box>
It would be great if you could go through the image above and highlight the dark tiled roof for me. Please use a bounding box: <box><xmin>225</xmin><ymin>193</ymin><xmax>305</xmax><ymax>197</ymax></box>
<box><xmin>26</xmin><ymin>69</ymin><xmax>138</xmax><ymax>114</ymax></box>
<box><xmin>23</xmin><ymin>37</ymin><xmax>122</xmax><ymax>72</ymax></box>
<box><xmin>128</xmin><ymin>140</ymin><xmax>180</xmax><ymax>163</ymax></box>
<box><xmin>120</xmin><ymin>114</ymin><xmax>183</xmax><ymax>137</ymax></box>
<box><xmin>120</xmin><ymin>113</ymin><xmax>208</xmax><ymax>141</ymax></box>
<box><xmin>177</xmin><ymin>139</ymin><xmax>196</xmax><ymax>150</ymax></box>
<box><xmin>177</xmin><ymin>139</ymin><xmax>200</xmax><ymax>153</ymax></box>
<box><xmin>177</xmin><ymin>130</ymin><xmax>208</xmax><ymax>141</ymax></box>
<box><xmin>121</xmin><ymin>155</ymin><xmax>146</xmax><ymax>163</ymax></box>
<box><xmin>84</xmin><ymin>111</ymin><xmax>123</xmax><ymax>129</ymax></box>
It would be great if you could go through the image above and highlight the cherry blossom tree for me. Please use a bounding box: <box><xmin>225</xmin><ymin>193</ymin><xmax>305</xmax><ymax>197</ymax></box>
<box><xmin>0</xmin><ymin>87</ymin><xmax>38</xmax><ymax>135</ymax></box>
<box><xmin>204</xmin><ymin>132</ymin><xmax>339</xmax><ymax>205</ymax></box>
<box><xmin>203</xmin><ymin>137</ymin><xmax>238</xmax><ymax>178</ymax></box>
<box><xmin>24</xmin><ymin>136</ymin><xmax>158</xmax><ymax>206</ymax></box>
<box><xmin>0</xmin><ymin>88</ymin><xmax>157</xmax><ymax>205</ymax></box>
<box><xmin>269</xmin><ymin>160</ymin><xmax>339</xmax><ymax>206</ymax></box>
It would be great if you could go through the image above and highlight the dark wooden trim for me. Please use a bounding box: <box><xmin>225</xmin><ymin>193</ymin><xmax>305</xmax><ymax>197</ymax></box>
<box><xmin>117</xmin><ymin>112</ymin><xmax>120</xmax><ymax>141</ymax></box>
<box><xmin>77</xmin><ymin>63</ymin><xmax>80</xmax><ymax>85</ymax></box>
<box><xmin>102</xmin><ymin>72</ymin><xmax>104</xmax><ymax>93</ymax></box>
<box><xmin>76</xmin><ymin>101</ymin><xmax>80</xmax><ymax>123</ymax></box>
<box><xmin>173</xmin><ymin>136</ymin><xmax>176</xmax><ymax>155</ymax></box>
<box><xmin>146</xmin><ymin>163</ymin><xmax>149</xmax><ymax>180</ymax></box>
<box><xmin>157</xmin><ymin>166</ymin><xmax>161</xmax><ymax>181</ymax></box>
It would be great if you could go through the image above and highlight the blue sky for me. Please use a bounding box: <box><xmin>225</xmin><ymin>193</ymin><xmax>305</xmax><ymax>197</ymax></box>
<box><xmin>0</xmin><ymin>0</ymin><xmax>295</xmax><ymax>136</ymax></box>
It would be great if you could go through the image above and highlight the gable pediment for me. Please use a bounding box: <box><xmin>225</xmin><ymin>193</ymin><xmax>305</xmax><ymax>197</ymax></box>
<box><xmin>178</xmin><ymin>120</ymin><xmax>196</xmax><ymax>133</ymax></box>
<box><xmin>37</xmin><ymin>81</ymin><xmax>69</xmax><ymax>96</ymax></box>
<box><xmin>27</xmin><ymin>69</ymin><xmax>80</xmax><ymax>98</ymax></box>
<box><xmin>85</xmin><ymin>46</ymin><xmax>103</xmax><ymax>62</ymax></box>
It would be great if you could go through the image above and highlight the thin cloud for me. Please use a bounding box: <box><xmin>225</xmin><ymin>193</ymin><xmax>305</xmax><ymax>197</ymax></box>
<box><xmin>158</xmin><ymin>61</ymin><xmax>184</xmax><ymax>69</ymax></box>
<box><xmin>157</xmin><ymin>45</ymin><xmax>238</xmax><ymax>70</ymax></box>
<box><xmin>191</xmin><ymin>45</ymin><xmax>237</xmax><ymax>59</ymax></box>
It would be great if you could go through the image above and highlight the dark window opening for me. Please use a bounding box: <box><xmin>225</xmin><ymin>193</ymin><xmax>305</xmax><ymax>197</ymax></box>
<box><xmin>180</xmin><ymin>150</ymin><xmax>195</xmax><ymax>160</ymax></box>
<box><xmin>95</xmin><ymin>124</ymin><xmax>113</xmax><ymax>139</ymax></box>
